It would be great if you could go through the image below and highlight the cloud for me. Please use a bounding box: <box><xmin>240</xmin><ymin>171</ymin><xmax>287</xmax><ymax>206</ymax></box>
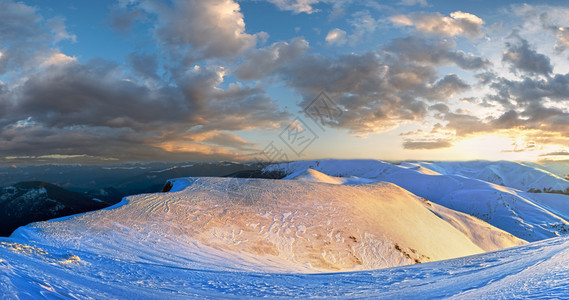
<box><xmin>399</xmin><ymin>0</ymin><xmax>428</xmax><ymax>7</ymax></box>
<box><xmin>0</xmin><ymin>0</ymin><xmax>76</xmax><ymax>76</ymax></box>
<box><xmin>108</xmin><ymin>6</ymin><xmax>145</xmax><ymax>33</ymax></box>
<box><xmin>488</xmin><ymin>73</ymin><xmax>569</xmax><ymax>105</ymax></box>
<box><xmin>391</xmin><ymin>11</ymin><xmax>484</xmax><ymax>38</ymax></box>
<box><xmin>423</xmin><ymin>74</ymin><xmax>470</xmax><ymax>101</ymax></box>
<box><xmin>264</xmin><ymin>0</ymin><xmax>352</xmax><ymax>14</ymax></box>
<box><xmin>402</xmin><ymin>139</ymin><xmax>453</xmax><ymax>150</ymax></box>
<box><xmin>326</xmin><ymin>28</ymin><xmax>347</xmax><ymax>45</ymax></box>
<box><xmin>0</xmin><ymin>59</ymin><xmax>290</xmax><ymax>162</ymax></box>
<box><xmin>555</xmin><ymin>27</ymin><xmax>569</xmax><ymax>52</ymax></box>
<box><xmin>39</xmin><ymin>53</ymin><xmax>76</xmax><ymax>68</ymax></box>
<box><xmin>502</xmin><ymin>38</ymin><xmax>553</xmax><ymax>75</ymax></box>
<box><xmin>128</xmin><ymin>52</ymin><xmax>160</xmax><ymax>80</ymax></box>
<box><xmin>265</xmin><ymin>0</ymin><xmax>320</xmax><ymax>14</ymax></box>
<box><xmin>386</xmin><ymin>36</ymin><xmax>491</xmax><ymax>70</ymax></box>
<box><xmin>0</xmin><ymin>0</ymin><xmax>43</xmax><ymax>41</ymax></box>
<box><xmin>539</xmin><ymin>151</ymin><xmax>569</xmax><ymax>157</ymax></box>
<box><xmin>186</xmin><ymin>131</ymin><xmax>257</xmax><ymax>151</ymax></box>
<box><xmin>511</xmin><ymin>4</ymin><xmax>569</xmax><ymax>53</ymax></box>
<box><xmin>0</xmin><ymin>0</ymin><xmax>299</xmax><ymax>163</ymax></box>
<box><xmin>435</xmin><ymin>65</ymin><xmax>569</xmax><ymax>147</ymax></box>
<box><xmin>46</xmin><ymin>16</ymin><xmax>77</xmax><ymax>43</ymax></box>
<box><xmin>0</xmin><ymin>0</ymin><xmax>47</xmax><ymax>73</ymax></box>
<box><xmin>429</xmin><ymin>103</ymin><xmax>450</xmax><ymax>114</ymax></box>
<box><xmin>130</xmin><ymin>0</ymin><xmax>258</xmax><ymax>61</ymax></box>
<box><xmin>235</xmin><ymin>38</ymin><xmax>310</xmax><ymax>80</ymax></box>
<box><xmin>277</xmin><ymin>47</ymin><xmax>472</xmax><ymax>134</ymax></box>
<box><xmin>347</xmin><ymin>10</ymin><xmax>378</xmax><ymax>45</ymax></box>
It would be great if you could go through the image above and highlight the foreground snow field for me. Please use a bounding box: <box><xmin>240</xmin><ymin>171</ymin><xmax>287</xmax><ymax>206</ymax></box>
<box><xmin>1</xmin><ymin>159</ymin><xmax>569</xmax><ymax>298</ymax></box>
<box><xmin>1</xmin><ymin>219</ymin><xmax>569</xmax><ymax>298</ymax></box>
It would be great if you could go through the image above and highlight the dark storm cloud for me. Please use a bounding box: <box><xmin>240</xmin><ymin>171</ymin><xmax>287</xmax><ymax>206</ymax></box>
<box><xmin>502</xmin><ymin>38</ymin><xmax>553</xmax><ymax>76</ymax></box>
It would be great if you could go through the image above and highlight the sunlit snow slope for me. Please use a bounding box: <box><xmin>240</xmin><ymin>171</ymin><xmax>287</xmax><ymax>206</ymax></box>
<box><xmin>265</xmin><ymin>160</ymin><xmax>569</xmax><ymax>241</ymax></box>
<box><xmin>415</xmin><ymin>160</ymin><xmax>569</xmax><ymax>193</ymax></box>
<box><xmin>8</xmin><ymin>177</ymin><xmax>525</xmax><ymax>274</ymax></box>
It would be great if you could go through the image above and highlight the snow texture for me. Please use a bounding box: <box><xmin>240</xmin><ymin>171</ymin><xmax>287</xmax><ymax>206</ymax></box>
<box><xmin>266</xmin><ymin>159</ymin><xmax>569</xmax><ymax>241</ymax></box>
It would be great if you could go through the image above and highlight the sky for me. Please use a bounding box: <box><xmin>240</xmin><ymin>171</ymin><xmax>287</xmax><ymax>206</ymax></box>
<box><xmin>1</xmin><ymin>0</ymin><xmax>569</xmax><ymax>165</ymax></box>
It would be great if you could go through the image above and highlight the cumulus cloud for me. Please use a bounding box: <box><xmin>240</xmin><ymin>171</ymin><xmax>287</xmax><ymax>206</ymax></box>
<box><xmin>235</xmin><ymin>38</ymin><xmax>310</xmax><ymax>80</ymax></box>
<box><xmin>119</xmin><ymin>0</ymin><xmax>258</xmax><ymax>61</ymax></box>
<box><xmin>502</xmin><ymin>38</ymin><xmax>553</xmax><ymax>75</ymax></box>
<box><xmin>277</xmin><ymin>46</ymin><xmax>471</xmax><ymax>134</ymax></box>
<box><xmin>0</xmin><ymin>58</ymin><xmax>290</xmax><ymax>162</ymax></box>
<box><xmin>39</xmin><ymin>53</ymin><xmax>76</xmax><ymax>68</ymax></box>
<box><xmin>0</xmin><ymin>0</ymin><xmax>47</xmax><ymax>73</ymax></box>
<box><xmin>128</xmin><ymin>52</ymin><xmax>160</xmax><ymax>80</ymax></box>
<box><xmin>511</xmin><ymin>4</ymin><xmax>569</xmax><ymax>53</ymax></box>
<box><xmin>0</xmin><ymin>0</ymin><xmax>43</xmax><ymax>41</ymax></box>
<box><xmin>386</xmin><ymin>36</ymin><xmax>491</xmax><ymax>70</ymax></box>
<box><xmin>0</xmin><ymin>0</ymin><xmax>299</xmax><ymax>163</ymax></box>
<box><xmin>326</xmin><ymin>28</ymin><xmax>347</xmax><ymax>45</ymax></box>
<box><xmin>391</xmin><ymin>11</ymin><xmax>484</xmax><ymax>38</ymax></box>
<box><xmin>436</xmin><ymin>69</ymin><xmax>569</xmax><ymax>147</ymax></box>
<box><xmin>423</xmin><ymin>74</ymin><xmax>470</xmax><ymax>101</ymax></box>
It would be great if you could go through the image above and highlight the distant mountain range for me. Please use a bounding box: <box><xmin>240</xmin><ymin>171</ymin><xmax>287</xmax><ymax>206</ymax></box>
<box><xmin>0</xmin><ymin>162</ymin><xmax>268</xmax><ymax>194</ymax></box>
<box><xmin>0</xmin><ymin>181</ymin><xmax>118</xmax><ymax>236</ymax></box>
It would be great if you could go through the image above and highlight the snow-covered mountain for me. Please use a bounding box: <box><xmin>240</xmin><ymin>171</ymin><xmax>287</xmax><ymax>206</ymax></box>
<box><xmin>264</xmin><ymin>160</ymin><xmax>569</xmax><ymax>241</ymax></box>
<box><xmin>0</xmin><ymin>174</ymin><xmax>565</xmax><ymax>298</ymax></box>
<box><xmin>2</xmin><ymin>159</ymin><xmax>569</xmax><ymax>298</ymax></box>
<box><xmin>414</xmin><ymin>160</ymin><xmax>569</xmax><ymax>193</ymax></box>
<box><xmin>7</xmin><ymin>178</ymin><xmax>525</xmax><ymax>273</ymax></box>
